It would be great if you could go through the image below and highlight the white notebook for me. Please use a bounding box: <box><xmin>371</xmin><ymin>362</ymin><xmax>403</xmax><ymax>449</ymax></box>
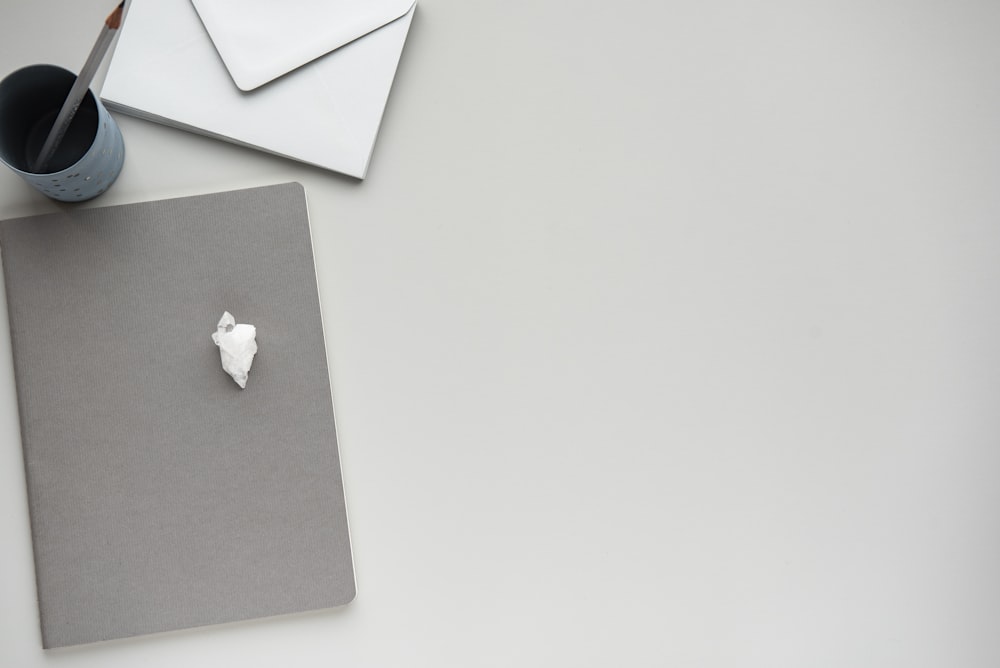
<box><xmin>102</xmin><ymin>0</ymin><xmax>416</xmax><ymax>178</ymax></box>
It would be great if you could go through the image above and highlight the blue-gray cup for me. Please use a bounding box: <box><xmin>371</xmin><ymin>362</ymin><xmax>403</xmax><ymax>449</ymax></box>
<box><xmin>0</xmin><ymin>64</ymin><xmax>124</xmax><ymax>202</ymax></box>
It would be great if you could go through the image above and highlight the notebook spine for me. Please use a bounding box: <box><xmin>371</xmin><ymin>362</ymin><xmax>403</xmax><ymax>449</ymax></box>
<box><xmin>0</xmin><ymin>236</ymin><xmax>51</xmax><ymax>648</ymax></box>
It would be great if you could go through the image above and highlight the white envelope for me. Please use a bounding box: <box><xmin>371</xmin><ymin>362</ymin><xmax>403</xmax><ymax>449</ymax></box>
<box><xmin>190</xmin><ymin>0</ymin><xmax>416</xmax><ymax>91</ymax></box>
<box><xmin>101</xmin><ymin>0</ymin><xmax>416</xmax><ymax>178</ymax></box>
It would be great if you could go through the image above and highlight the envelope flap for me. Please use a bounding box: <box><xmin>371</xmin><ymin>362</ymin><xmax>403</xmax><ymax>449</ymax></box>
<box><xmin>190</xmin><ymin>0</ymin><xmax>415</xmax><ymax>91</ymax></box>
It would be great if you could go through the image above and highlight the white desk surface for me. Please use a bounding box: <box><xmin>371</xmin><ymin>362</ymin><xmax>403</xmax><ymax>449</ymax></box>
<box><xmin>2</xmin><ymin>1</ymin><xmax>999</xmax><ymax>665</ymax></box>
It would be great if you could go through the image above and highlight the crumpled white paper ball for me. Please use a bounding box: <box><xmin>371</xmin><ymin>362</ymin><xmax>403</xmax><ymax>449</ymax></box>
<box><xmin>211</xmin><ymin>311</ymin><xmax>258</xmax><ymax>389</ymax></box>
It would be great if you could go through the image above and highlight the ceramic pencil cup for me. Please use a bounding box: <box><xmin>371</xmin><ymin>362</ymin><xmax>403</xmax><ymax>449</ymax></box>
<box><xmin>0</xmin><ymin>64</ymin><xmax>124</xmax><ymax>202</ymax></box>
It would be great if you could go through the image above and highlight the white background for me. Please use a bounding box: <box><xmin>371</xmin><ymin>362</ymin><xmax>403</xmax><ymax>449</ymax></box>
<box><xmin>1</xmin><ymin>1</ymin><xmax>999</xmax><ymax>665</ymax></box>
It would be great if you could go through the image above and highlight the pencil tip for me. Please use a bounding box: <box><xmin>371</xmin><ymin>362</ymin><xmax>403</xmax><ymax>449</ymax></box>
<box><xmin>107</xmin><ymin>2</ymin><xmax>125</xmax><ymax>30</ymax></box>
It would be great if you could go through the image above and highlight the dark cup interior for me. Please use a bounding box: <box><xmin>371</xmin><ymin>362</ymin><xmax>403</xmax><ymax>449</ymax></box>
<box><xmin>0</xmin><ymin>65</ymin><xmax>98</xmax><ymax>174</ymax></box>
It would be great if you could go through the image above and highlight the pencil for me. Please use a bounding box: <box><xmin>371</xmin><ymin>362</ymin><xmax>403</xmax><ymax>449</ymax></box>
<box><xmin>30</xmin><ymin>2</ymin><xmax>126</xmax><ymax>174</ymax></box>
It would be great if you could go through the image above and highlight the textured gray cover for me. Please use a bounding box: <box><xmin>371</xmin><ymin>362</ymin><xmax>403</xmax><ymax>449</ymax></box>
<box><xmin>0</xmin><ymin>183</ymin><xmax>355</xmax><ymax>648</ymax></box>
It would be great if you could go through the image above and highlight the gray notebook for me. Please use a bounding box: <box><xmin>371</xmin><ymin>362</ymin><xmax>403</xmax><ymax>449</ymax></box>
<box><xmin>0</xmin><ymin>183</ymin><xmax>355</xmax><ymax>648</ymax></box>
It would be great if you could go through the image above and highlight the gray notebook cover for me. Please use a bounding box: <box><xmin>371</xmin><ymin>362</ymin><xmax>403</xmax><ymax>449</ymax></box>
<box><xmin>0</xmin><ymin>183</ymin><xmax>355</xmax><ymax>648</ymax></box>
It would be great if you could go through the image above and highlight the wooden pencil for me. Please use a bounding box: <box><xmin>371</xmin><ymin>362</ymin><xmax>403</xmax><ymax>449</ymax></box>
<box><xmin>30</xmin><ymin>2</ymin><xmax>125</xmax><ymax>173</ymax></box>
